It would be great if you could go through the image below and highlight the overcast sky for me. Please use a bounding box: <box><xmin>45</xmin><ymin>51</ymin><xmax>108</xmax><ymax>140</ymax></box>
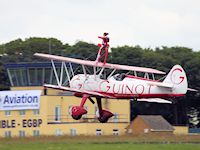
<box><xmin>0</xmin><ymin>0</ymin><xmax>200</xmax><ymax>50</ymax></box>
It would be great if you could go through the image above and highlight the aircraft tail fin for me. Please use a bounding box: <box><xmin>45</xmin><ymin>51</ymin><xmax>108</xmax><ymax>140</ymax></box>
<box><xmin>163</xmin><ymin>65</ymin><xmax>188</xmax><ymax>94</ymax></box>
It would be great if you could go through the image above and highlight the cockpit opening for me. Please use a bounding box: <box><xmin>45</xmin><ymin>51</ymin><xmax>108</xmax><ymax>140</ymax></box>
<box><xmin>113</xmin><ymin>73</ymin><xmax>126</xmax><ymax>81</ymax></box>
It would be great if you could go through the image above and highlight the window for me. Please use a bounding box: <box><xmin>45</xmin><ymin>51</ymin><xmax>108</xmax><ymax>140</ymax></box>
<box><xmin>113</xmin><ymin>113</ymin><xmax>118</xmax><ymax>123</ymax></box>
<box><xmin>96</xmin><ymin>129</ymin><xmax>102</xmax><ymax>136</ymax></box>
<box><xmin>113</xmin><ymin>129</ymin><xmax>119</xmax><ymax>135</ymax></box>
<box><xmin>70</xmin><ymin>129</ymin><xmax>77</xmax><ymax>136</ymax></box>
<box><xmin>28</xmin><ymin>68</ymin><xmax>38</xmax><ymax>86</ymax></box>
<box><xmin>55</xmin><ymin>106</ymin><xmax>61</xmax><ymax>121</ymax></box>
<box><xmin>95</xmin><ymin>106</ymin><xmax>99</xmax><ymax>117</ymax></box>
<box><xmin>5</xmin><ymin>110</ymin><xmax>11</xmax><ymax>116</ymax></box>
<box><xmin>33</xmin><ymin>130</ymin><xmax>40</xmax><ymax>136</ymax></box>
<box><xmin>4</xmin><ymin>131</ymin><xmax>11</xmax><ymax>138</ymax></box>
<box><xmin>55</xmin><ymin>129</ymin><xmax>62</xmax><ymax>136</ymax></box>
<box><xmin>113</xmin><ymin>73</ymin><xmax>126</xmax><ymax>81</ymax></box>
<box><xmin>37</xmin><ymin>68</ymin><xmax>44</xmax><ymax>86</ymax></box>
<box><xmin>19</xmin><ymin>110</ymin><xmax>26</xmax><ymax>116</ymax></box>
<box><xmin>19</xmin><ymin>130</ymin><xmax>25</xmax><ymax>137</ymax></box>
<box><xmin>144</xmin><ymin>128</ymin><xmax>149</xmax><ymax>133</ymax></box>
<box><xmin>68</xmin><ymin>106</ymin><xmax>72</xmax><ymax>115</ymax></box>
<box><xmin>33</xmin><ymin>109</ymin><xmax>40</xmax><ymax>115</ymax></box>
<box><xmin>44</xmin><ymin>68</ymin><xmax>51</xmax><ymax>84</ymax></box>
<box><xmin>127</xmin><ymin>129</ymin><xmax>132</xmax><ymax>134</ymax></box>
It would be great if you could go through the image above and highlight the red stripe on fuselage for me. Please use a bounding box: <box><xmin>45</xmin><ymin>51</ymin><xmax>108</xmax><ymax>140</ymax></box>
<box><xmin>96</xmin><ymin>92</ymin><xmax>184</xmax><ymax>99</ymax></box>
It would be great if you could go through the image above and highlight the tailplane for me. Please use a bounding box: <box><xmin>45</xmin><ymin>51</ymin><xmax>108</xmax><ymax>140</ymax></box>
<box><xmin>163</xmin><ymin>65</ymin><xmax>188</xmax><ymax>94</ymax></box>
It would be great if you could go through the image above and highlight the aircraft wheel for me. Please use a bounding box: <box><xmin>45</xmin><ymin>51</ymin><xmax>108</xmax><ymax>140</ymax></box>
<box><xmin>98</xmin><ymin>116</ymin><xmax>108</xmax><ymax>123</ymax></box>
<box><xmin>72</xmin><ymin>115</ymin><xmax>82</xmax><ymax>120</ymax></box>
<box><xmin>69</xmin><ymin>106</ymin><xmax>87</xmax><ymax>120</ymax></box>
<box><xmin>97</xmin><ymin>109</ymin><xmax>114</xmax><ymax>123</ymax></box>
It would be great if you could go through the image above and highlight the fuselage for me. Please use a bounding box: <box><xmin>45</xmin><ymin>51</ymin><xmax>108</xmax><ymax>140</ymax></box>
<box><xmin>70</xmin><ymin>74</ymin><xmax>183</xmax><ymax>98</ymax></box>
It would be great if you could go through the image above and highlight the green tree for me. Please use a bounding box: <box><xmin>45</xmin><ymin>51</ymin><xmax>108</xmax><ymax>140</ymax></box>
<box><xmin>64</xmin><ymin>41</ymin><xmax>99</xmax><ymax>60</ymax></box>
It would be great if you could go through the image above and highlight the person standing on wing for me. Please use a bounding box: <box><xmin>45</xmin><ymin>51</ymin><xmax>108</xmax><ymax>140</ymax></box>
<box><xmin>98</xmin><ymin>32</ymin><xmax>109</xmax><ymax>50</ymax></box>
<box><xmin>96</xmin><ymin>32</ymin><xmax>110</xmax><ymax>64</ymax></box>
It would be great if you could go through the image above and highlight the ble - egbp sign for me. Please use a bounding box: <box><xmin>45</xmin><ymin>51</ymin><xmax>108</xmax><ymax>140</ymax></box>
<box><xmin>0</xmin><ymin>90</ymin><xmax>41</xmax><ymax>110</ymax></box>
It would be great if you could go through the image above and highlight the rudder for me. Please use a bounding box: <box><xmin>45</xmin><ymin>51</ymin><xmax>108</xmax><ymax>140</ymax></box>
<box><xmin>163</xmin><ymin>65</ymin><xmax>188</xmax><ymax>94</ymax></box>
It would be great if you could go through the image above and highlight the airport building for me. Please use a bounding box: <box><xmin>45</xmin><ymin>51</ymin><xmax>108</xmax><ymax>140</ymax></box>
<box><xmin>0</xmin><ymin>63</ymin><xmax>130</xmax><ymax>137</ymax></box>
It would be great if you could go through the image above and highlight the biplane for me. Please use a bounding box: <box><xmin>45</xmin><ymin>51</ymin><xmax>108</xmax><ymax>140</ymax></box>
<box><xmin>34</xmin><ymin>43</ymin><xmax>193</xmax><ymax>123</ymax></box>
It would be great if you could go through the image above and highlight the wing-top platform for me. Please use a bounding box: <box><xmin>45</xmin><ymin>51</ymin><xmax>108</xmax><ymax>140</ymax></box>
<box><xmin>34</xmin><ymin>53</ymin><xmax>165</xmax><ymax>74</ymax></box>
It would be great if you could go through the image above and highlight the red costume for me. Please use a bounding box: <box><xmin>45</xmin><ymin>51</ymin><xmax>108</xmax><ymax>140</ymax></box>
<box><xmin>98</xmin><ymin>32</ymin><xmax>109</xmax><ymax>50</ymax></box>
<box><xmin>96</xmin><ymin>32</ymin><xmax>110</xmax><ymax>64</ymax></box>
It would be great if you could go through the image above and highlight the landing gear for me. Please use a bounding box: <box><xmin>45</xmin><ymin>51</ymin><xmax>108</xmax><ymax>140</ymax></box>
<box><xmin>70</xmin><ymin>94</ymin><xmax>113</xmax><ymax>123</ymax></box>
<box><xmin>70</xmin><ymin>95</ymin><xmax>88</xmax><ymax>120</ymax></box>
<box><xmin>98</xmin><ymin>109</ymin><xmax>114</xmax><ymax>123</ymax></box>
<box><xmin>96</xmin><ymin>97</ymin><xmax>114</xmax><ymax>123</ymax></box>
<box><xmin>72</xmin><ymin>114</ymin><xmax>82</xmax><ymax>120</ymax></box>
<box><xmin>70</xmin><ymin>106</ymin><xmax>87</xmax><ymax>120</ymax></box>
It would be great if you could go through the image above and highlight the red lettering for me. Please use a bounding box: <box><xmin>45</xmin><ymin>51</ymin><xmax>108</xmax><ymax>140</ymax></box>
<box><xmin>99</xmin><ymin>80</ymin><xmax>110</xmax><ymax>92</ymax></box>
<box><xmin>135</xmin><ymin>84</ymin><xmax>144</xmax><ymax>94</ymax></box>
<box><xmin>121</xmin><ymin>84</ymin><xmax>124</xmax><ymax>94</ymax></box>
<box><xmin>170</xmin><ymin>68</ymin><xmax>184</xmax><ymax>84</ymax></box>
<box><xmin>125</xmin><ymin>84</ymin><xmax>134</xmax><ymax>94</ymax></box>
<box><xmin>148</xmin><ymin>84</ymin><xmax>153</xmax><ymax>94</ymax></box>
<box><xmin>113</xmin><ymin>84</ymin><xmax>121</xmax><ymax>94</ymax></box>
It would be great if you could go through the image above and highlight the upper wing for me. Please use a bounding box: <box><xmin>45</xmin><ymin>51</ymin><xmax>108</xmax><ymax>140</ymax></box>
<box><xmin>104</xmin><ymin>63</ymin><xmax>165</xmax><ymax>74</ymax></box>
<box><xmin>34</xmin><ymin>53</ymin><xmax>165</xmax><ymax>74</ymax></box>
<box><xmin>44</xmin><ymin>84</ymin><xmax>114</xmax><ymax>98</ymax></box>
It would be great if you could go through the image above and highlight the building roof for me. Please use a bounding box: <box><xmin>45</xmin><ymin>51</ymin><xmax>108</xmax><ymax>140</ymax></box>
<box><xmin>140</xmin><ymin>115</ymin><xmax>174</xmax><ymax>131</ymax></box>
<box><xmin>127</xmin><ymin>115</ymin><xmax>174</xmax><ymax>132</ymax></box>
<box><xmin>4</xmin><ymin>62</ymin><xmax>62</xmax><ymax>68</ymax></box>
<box><xmin>4</xmin><ymin>62</ymin><xmax>78</xmax><ymax>87</ymax></box>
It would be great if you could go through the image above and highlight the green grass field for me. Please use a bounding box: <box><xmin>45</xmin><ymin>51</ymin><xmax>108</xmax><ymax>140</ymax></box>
<box><xmin>0</xmin><ymin>143</ymin><xmax>199</xmax><ymax>150</ymax></box>
<box><xmin>0</xmin><ymin>135</ymin><xmax>200</xmax><ymax>150</ymax></box>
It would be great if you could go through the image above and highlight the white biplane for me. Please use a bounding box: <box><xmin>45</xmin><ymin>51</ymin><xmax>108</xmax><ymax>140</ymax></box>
<box><xmin>34</xmin><ymin>44</ymin><xmax>194</xmax><ymax>123</ymax></box>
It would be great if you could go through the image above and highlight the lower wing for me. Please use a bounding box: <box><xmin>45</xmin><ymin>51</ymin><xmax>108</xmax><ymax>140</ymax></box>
<box><xmin>44</xmin><ymin>84</ymin><xmax>113</xmax><ymax>98</ymax></box>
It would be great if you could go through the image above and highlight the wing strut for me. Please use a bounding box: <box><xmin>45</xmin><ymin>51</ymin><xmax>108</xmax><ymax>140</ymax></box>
<box><xmin>93</xmin><ymin>66</ymin><xmax>96</xmax><ymax>79</ymax></box>
<box><xmin>107</xmin><ymin>69</ymin><xmax>116</xmax><ymax>79</ymax></box>
<box><xmin>51</xmin><ymin>60</ymin><xmax>73</xmax><ymax>86</ymax></box>
<box><xmin>82</xmin><ymin>65</ymin><xmax>87</xmax><ymax>77</ymax></box>
<box><xmin>69</xmin><ymin>63</ymin><xmax>74</xmax><ymax>77</ymax></box>
<box><xmin>51</xmin><ymin>60</ymin><xmax>60</xmax><ymax>86</ymax></box>
<box><xmin>60</xmin><ymin>62</ymin><xmax>64</xmax><ymax>85</ymax></box>
<box><xmin>63</xmin><ymin>62</ymin><xmax>71</xmax><ymax>83</ymax></box>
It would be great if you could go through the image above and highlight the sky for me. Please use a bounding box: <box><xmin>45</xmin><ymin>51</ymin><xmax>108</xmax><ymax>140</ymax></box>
<box><xmin>0</xmin><ymin>0</ymin><xmax>200</xmax><ymax>50</ymax></box>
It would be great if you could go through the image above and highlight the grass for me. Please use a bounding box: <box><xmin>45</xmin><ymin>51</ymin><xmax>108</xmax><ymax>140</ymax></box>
<box><xmin>0</xmin><ymin>143</ymin><xmax>199</xmax><ymax>150</ymax></box>
<box><xmin>0</xmin><ymin>135</ymin><xmax>200</xmax><ymax>150</ymax></box>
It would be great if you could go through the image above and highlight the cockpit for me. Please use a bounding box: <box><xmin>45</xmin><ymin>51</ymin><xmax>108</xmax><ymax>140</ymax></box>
<box><xmin>113</xmin><ymin>73</ymin><xmax>126</xmax><ymax>81</ymax></box>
